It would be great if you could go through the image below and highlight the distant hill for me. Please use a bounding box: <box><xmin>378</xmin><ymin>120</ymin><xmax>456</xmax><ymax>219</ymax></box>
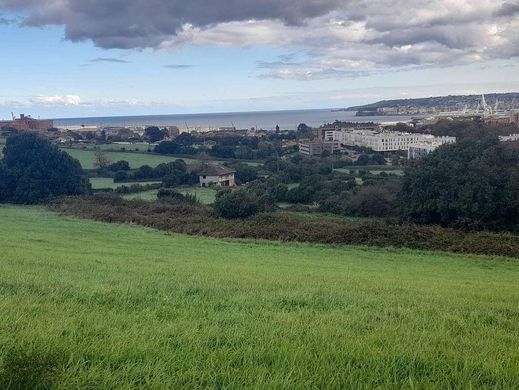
<box><xmin>345</xmin><ymin>92</ymin><xmax>519</xmax><ymax>114</ymax></box>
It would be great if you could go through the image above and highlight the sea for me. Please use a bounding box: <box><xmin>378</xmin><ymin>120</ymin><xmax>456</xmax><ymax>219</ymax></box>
<box><xmin>54</xmin><ymin>109</ymin><xmax>418</xmax><ymax>131</ymax></box>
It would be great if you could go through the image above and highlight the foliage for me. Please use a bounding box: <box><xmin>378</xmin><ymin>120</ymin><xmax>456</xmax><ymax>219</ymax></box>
<box><xmin>399</xmin><ymin>138</ymin><xmax>519</xmax><ymax>231</ymax></box>
<box><xmin>0</xmin><ymin>133</ymin><xmax>90</xmax><ymax>204</ymax></box>
<box><xmin>154</xmin><ymin>140</ymin><xmax>197</xmax><ymax>155</ymax></box>
<box><xmin>144</xmin><ymin>126</ymin><xmax>167</xmax><ymax>143</ymax></box>
<box><xmin>415</xmin><ymin>119</ymin><xmax>517</xmax><ymax>140</ymax></box>
<box><xmin>346</xmin><ymin>180</ymin><xmax>401</xmax><ymax>217</ymax></box>
<box><xmin>213</xmin><ymin>188</ymin><xmax>266</xmax><ymax>219</ymax></box>
<box><xmin>157</xmin><ymin>188</ymin><xmax>199</xmax><ymax>204</ymax></box>
<box><xmin>107</xmin><ymin>160</ymin><xmax>130</xmax><ymax>172</ymax></box>
<box><xmin>234</xmin><ymin>164</ymin><xmax>259</xmax><ymax>184</ymax></box>
<box><xmin>94</xmin><ymin>148</ymin><xmax>111</xmax><ymax>169</ymax></box>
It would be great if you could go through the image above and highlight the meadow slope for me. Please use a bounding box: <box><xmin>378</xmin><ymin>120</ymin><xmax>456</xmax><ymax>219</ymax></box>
<box><xmin>1</xmin><ymin>206</ymin><xmax>519</xmax><ymax>388</ymax></box>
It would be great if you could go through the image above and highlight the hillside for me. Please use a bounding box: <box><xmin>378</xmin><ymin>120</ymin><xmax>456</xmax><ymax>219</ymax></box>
<box><xmin>345</xmin><ymin>92</ymin><xmax>519</xmax><ymax>112</ymax></box>
<box><xmin>1</xmin><ymin>206</ymin><xmax>519</xmax><ymax>388</ymax></box>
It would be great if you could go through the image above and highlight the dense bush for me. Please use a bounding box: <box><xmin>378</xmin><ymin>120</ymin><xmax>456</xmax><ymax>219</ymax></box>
<box><xmin>108</xmin><ymin>160</ymin><xmax>130</xmax><ymax>172</ymax></box>
<box><xmin>157</xmin><ymin>188</ymin><xmax>199</xmax><ymax>204</ymax></box>
<box><xmin>346</xmin><ymin>180</ymin><xmax>400</xmax><ymax>217</ymax></box>
<box><xmin>154</xmin><ymin>141</ymin><xmax>196</xmax><ymax>155</ymax></box>
<box><xmin>213</xmin><ymin>188</ymin><xmax>266</xmax><ymax>219</ymax></box>
<box><xmin>0</xmin><ymin>133</ymin><xmax>90</xmax><ymax>204</ymax></box>
<box><xmin>399</xmin><ymin>138</ymin><xmax>519</xmax><ymax>231</ymax></box>
<box><xmin>234</xmin><ymin>164</ymin><xmax>259</xmax><ymax>184</ymax></box>
<box><xmin>114</xmin><ymin>182</ymin><xmax>161</xmax><ymax>194</ymax></box>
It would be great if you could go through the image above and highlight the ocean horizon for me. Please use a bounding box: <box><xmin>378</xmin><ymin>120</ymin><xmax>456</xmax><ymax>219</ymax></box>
<box><xmin>54</xmin><ymin>108</ymin><xmax>417</xmax><ymax>131</ymax></box>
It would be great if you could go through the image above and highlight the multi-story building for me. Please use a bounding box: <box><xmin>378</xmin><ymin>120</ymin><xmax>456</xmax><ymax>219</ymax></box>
<box><xmin>330</xmin><ymin>128</ymin><xmax>455</xmax><ymax>155</ymax></box>
<box><xmin>408</xmin><ymin>137</ymin><xmax>456</xmax><ymax>159</ymax></box>
<box><xmin>298</xmin><ymin>140</ymin><xmax>341</xmax><ymax>156</ymax></box>
<box><xmin>197</xmin><ymin>165</ymin><xmax>236</xmax><ymax>187</ymax></box>
<box><xmin>331</xmin><ymin>129</ymin><xmax>423</xmax><ymax>152</ymax></box>
<box><xmin>0</xmin><ymin>114</ymin><xmax>54</xmax><ymax>132</ymax></box>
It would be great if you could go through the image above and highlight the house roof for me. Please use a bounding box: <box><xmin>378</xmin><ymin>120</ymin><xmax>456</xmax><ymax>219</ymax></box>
<box><xmin>195</xmin><ymin>164</ymin><xmax>236</xmax><ymax>176</ymax></box>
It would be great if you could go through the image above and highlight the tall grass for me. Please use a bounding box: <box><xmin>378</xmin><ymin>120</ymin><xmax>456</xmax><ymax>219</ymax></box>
<box><xmin>1</xmin><ymin>206</ymin><xmax>519</xmax><ymax>388</ymax></box>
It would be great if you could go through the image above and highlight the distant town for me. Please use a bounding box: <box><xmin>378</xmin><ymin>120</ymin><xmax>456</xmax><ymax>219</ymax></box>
<box><xmin>1</xmin><ymin>93</ymin><xmax>518</xmax><ymax>165</ymax></box>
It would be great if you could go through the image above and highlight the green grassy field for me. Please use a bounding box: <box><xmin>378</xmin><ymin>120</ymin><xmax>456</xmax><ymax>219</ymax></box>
<box><xmin>89</xmin><ymin>177</ymin><xmax>161</xmax><ymax>190</ymax></box>
<box><xmin>123</xmin><ymin>187</ymin><xmax>217</xmax><ymax>204</ymax></box>
<box><xmin>1</xmin><ymin>206</ymin><xmax>519</xmax><ymax>388</ymax></box>
<box><xmin>62</xmin><ymin>148</ymin><xmax>263</xmax><ymax>169</ymax></box>
<box><xmin>62</xmin><ymin>148</ymin><xmax>199</xmax><ymax>169</ymax></box>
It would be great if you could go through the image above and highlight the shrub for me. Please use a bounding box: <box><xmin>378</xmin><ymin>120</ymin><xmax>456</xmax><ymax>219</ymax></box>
<box><xmin>213</xmin><ymin>188</ymin><xmax>263</xmax><ymax>219</ymax></box>
<box><xmin>108</xmin><ymin>160</ymin><xmax>130</xmax><ymax>172</ymax></box>
<box><xmin>157</xmin><ymin>188</ymin><xmax>199</xmax><ymax>204</ymax></box>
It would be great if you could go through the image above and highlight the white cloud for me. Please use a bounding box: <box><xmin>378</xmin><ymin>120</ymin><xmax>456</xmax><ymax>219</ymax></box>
<box><xmin>32</xmin><ymin>95</ymin><xmax>82</xmax><ymax>106</ymax></box>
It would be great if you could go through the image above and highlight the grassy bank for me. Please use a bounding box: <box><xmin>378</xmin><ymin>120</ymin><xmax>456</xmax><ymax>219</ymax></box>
<box><xmin>1</xmin><ymin>205</ymin><xmax>519</xmax><ymax>388</ymax></box>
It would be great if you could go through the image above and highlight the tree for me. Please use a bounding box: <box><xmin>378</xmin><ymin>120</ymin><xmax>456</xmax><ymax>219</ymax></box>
<box><xmin>0</xmin><ymin>133</ymin><xmax>90</xmax><ymax>204</ymax></box>
<box><xmin>371</xmin><ymin>154</ymin><xmax>386</xmax><ymax>165</ymax></box>
<box><xmin>355</xmin><ymin>154</ymin><xmax>370</xmax><ymax>166</ymax></box>
<box><xmin>175</xmin><ymin>132</ymin><xmax>195</xmax><ymax>146</ymax></box>
<box><xmin>144</xmin><ymin>126</ymin><xmax>167</xmax><ymax>143</ymax></box>
<box><xmin>399</xmin><ymin>138</ymin><xmax>519</xmax><ymax>230</ymax></box>
<box><xmin>94</xmin><ymin>148</ymin><xmax>111</xmax><ymax>169</ymax></box>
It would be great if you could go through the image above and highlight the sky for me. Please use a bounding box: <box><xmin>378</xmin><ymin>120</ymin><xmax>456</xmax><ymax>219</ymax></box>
<box><xmin>0</xmin><ymin>0</ymin><xmax>518</xmax><ymax>119</ymax></box>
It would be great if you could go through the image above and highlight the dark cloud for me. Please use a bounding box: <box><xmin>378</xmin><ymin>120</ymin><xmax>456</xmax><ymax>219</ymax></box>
<box><xmin>1</xmin><ymin>0</ymin><xmax>518</xmax><ymax>79</ymax></box>
<box><xmin>496</xmin><ymin>2</ymin><xmax>519</xmax><ymax>17</ymax></box>
<box><xmin>163</xmin><ymin>64</ymin><xmax>195</xmax><ymax>69</ymax></box>
<box><xmin>0</xmin><ymin>0</ymin><xmax>343</xmax><ymax>49</ymax></box>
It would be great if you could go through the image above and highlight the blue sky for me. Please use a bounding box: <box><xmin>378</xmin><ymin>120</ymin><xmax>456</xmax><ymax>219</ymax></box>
<box><xmin>0</xmin><ymin>1</ymin><xmax>518</xmax><ymax>119</ymax></box>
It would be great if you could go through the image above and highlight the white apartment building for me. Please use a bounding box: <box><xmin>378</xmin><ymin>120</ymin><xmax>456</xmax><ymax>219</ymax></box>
<box><xmin>408</xmin><ymin>137</ymin><xmax>457</xmax><ymax>159</ymax></box>
<box><xmin>330</xmin><ymin>128</ymin><xmax>455</xmax><ymax>154</ymax></box>
<box><xmin>331</xmin><ymin>129</ymin><xmax>423</xmax><ymax>152</ymax></box>
<box><xmin>499</xmin><ymin>134</ymin><xmax>519</xmax><ymax>142</ymax></box>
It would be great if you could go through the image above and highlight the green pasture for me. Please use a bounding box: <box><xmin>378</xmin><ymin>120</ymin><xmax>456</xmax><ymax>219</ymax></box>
<box><xmin>1</xmin><ymin>206</ymin><xmax>519</xmax><ymax>388</ymax></box>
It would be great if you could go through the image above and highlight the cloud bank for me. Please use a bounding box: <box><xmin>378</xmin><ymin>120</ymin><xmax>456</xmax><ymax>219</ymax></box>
<box><xmin>1</xmin><ymin>0</ymin><xmax>518</xmax><ymax>79</ymax></box>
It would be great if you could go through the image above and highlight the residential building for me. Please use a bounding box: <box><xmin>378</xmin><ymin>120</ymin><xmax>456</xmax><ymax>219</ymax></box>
<box><xmin>408</xmin><ymin>137</ymin><xmax>457</xmax><ymax>159</ymax></box>
<box><xmin>197</xmin><ymin>165</ymin><xmax>236</xmax><ymax>187</ymax></box>
<box><xmin>330</xmin><ymin>128</ymin><xmax>455</xmax><ymax>153</ymax></box>
<box><xmin>298</xmin><ymin>140</ymin><xmax>341</xmax><ymax>156</ymax></box>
